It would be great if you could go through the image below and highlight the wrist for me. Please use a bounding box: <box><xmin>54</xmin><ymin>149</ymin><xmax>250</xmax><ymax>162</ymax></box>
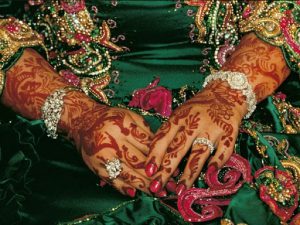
<box><xmin>58</xmin><ymin>90</ymin><xmax>107</xmax><ymax>138</ymax></box>
<box><xmin>200</xmin><ymin>80</ymin><xmax>248</xmax><ymax>120</ymax></box>
<box><xmin>202</xmin><ymin>71</ymin><xmax>255</xmax><ymax>119</ymax></box>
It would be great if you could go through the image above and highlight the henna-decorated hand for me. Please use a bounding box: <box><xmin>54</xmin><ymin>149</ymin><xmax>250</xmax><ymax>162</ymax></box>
<box><xmin>144</xmin><ymin>33</ymin><xmax>290</xmax><ymax>196</ymax></box>
<box><xmin>71</xmin><ymin>105</ymin><xmax>154</xmax><ymax>197</ymax></box>
<box><xmin>144</xmin><ymin>81</ymin><xmax>247</xmax><ymax>195</ymax></box>
<box><xmin>1</xmin><ymin>49</ymin><xmax>154</xmax><ymax>197</ymax></box>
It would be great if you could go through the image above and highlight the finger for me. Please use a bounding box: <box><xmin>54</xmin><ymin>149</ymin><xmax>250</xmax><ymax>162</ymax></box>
<box><xmin>92</xmin><ymin>155</ymin><xmax>151</xmax><ymax>195</ymax></box>
<box><xmin>93</xmin><ymin>165</ymin><xmax>137</xmax><ymax>197</ymax></box>
<box><xmin>145</xmin><ymin>120</ymin><xmax>180</xmax><ymax>177</ymax></box>
<box><xmin>128</xmin><ymin>111</ymin><xmax>153</xmax><ymax>136</ymax></box>
<box><xmin>119</xmin><ymin>163</ymin><xmax>151</xmax><ymax>194</ymax></box>
<box><xmin>208</xmin><ymin>132</ymin><xmax>238</xmax><ymax>169</ymax></box>
<box><xmin>149</xmin><ymin>128</ymin><xmax>199</xmax><ymax>193</ymax></box>
<box><xmin>126</xmin><ymin>122</ymin><xmax>151</xmax><ymax>155</ymax></box>
<box><xmin>121</xmin><ymin>142</ymin><xmax>149</xmax><ymax>177</ymax></box>
<box><xmin>165</xmin><ymin>178</ymin><xmax>177</xmax><ymax>193</ymax></box>
<box><xmin>111</xmin><ymin>178</ymin><xmax>137</xmax><ymax>197</ymax></box>
<box><xmin>178</xmin><ymin>141</ymin><xmax>212</xmax><ymax>190</ymax></box>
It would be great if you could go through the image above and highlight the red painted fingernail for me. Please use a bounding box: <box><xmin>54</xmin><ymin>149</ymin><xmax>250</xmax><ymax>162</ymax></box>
<box><xmin>207</xmin><ymin>162</ymin><xmax>218</xmax><ymax>173</ymax></box>
<box><xmin>145</xmin><ymin>163</ymin><xmax>158</xmax><ymax>177</ymax></box>
<box><xmin>176</xmin><ymin>183</ymin><xmax>186</xmax><ymax>196</ymax></box>
<box><xmin>99</xmin><ymin>180</ymin><xmax>107</xmax><ymax>187</ymax></box>
<box><xmin>166</xmin><ymin>180</ymin><xmax>177</xmax><ymax>193</ymax></box>
<box><xmin>155</xmin><ymin>189</ymin><xmax>167</xmax><ymax>198</ymax></box>
<box><xmin>172</xmin><ymin>168</ymin><xmax>180</xmax><ymax>177</ymax></box>
<box><xmin>150</xmin><ymin>179</ymin><xmax>162</xmax><ymax>193</ymax></box>
<box><xmin>125</xmin><ymin>187</ymin><xmax>136</xmax><ymax>198</ymax></box>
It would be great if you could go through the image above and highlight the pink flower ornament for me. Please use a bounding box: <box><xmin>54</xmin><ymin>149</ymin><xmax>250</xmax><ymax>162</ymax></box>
<box><xmin>129</xmin><ymin>78</ymin><xmax>172</xmax><ymax>117</ymax></box>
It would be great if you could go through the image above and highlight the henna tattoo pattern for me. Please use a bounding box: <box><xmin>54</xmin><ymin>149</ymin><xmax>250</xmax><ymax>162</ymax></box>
<box><xmin>188</xmin><ymin>146</ymin><xmax>208</xmax><ymax>179</ymax></box>
<box><xmin>222</xmin><ymin>33</ymin><xmax>290</xmax><ymax>102</ymax></box>
<box><xmin>2</xmin><ymin>49</ymin><xmax>150</xmax><ymax>195</ymax></box>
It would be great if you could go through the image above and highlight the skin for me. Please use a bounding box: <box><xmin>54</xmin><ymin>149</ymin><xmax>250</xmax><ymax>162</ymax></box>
<box><xmin>1</xmin><ymin>48</ymin><xmax>153</xmax><ymax>196</ymax></box>
<box><xmin>145</xmin><ymin>33</ymin><xmax>291</xmax><ymax>193</ymax></box>
<box><xmin>0</xmin><ymin>32</ymin><xmax>291</xmax><ymax>197</ymax></box>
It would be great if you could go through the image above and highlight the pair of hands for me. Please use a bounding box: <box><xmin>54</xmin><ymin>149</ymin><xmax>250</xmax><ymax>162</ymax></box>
<box><xmin>77</xmin><ymin>80</ymin><xmax>247</xmax><ymax>197</ymax></box>
<box><xmin>0</xmin><ymin>47</ymin><xmax>245</xmax><ymax>197</ymax></box>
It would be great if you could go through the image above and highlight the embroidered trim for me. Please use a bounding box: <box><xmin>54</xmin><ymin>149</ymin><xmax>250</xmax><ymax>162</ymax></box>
<box><xmin>0</xmin><ymin>18</ymin><xmax>46</xmax><ymax>96</ymax></box>
<box><xmin>239</xmin><ymin>1</ymin><xmax>300</xmax><ymax>74</ymax></box>
<box><xmin>27</xmin><ymin>0</ymin><xmax>122</xmax><ymax>104</ymax></box>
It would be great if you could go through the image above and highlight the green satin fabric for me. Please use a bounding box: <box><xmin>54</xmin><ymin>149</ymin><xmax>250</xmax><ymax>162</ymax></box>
<box><xmin>91</xmin><ymin>0</ymin><xmax>209</xmax><ymax>106</ymax></box>
<box><xmin>0</xmin><ymin>1</ymin><xmax>299</xmax><ymax>225</ymax></box>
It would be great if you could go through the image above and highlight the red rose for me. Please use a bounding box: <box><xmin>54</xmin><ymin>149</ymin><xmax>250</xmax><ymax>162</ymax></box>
<box><xmin>129</xmin><ymin>78</ymin><xmax>172</xmax><ymax>117</ymax></box>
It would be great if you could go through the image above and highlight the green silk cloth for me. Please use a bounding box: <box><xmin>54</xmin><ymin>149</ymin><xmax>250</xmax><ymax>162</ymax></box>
<box><xmin>0</xmin><ymin>1</ymin><xmax>299</xmax><ymax>225</ymax></box>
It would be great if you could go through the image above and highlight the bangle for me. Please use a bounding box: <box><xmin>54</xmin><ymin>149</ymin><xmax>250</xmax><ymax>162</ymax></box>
<box><xmin>203</xmin><ymin>71</ymin><xmax>257</xmax><ymax>119</ymax></box>
<box><xmin>41</xmin><ymin>86</ymin><xmax>82</xmax><ymax>139</ymax></box>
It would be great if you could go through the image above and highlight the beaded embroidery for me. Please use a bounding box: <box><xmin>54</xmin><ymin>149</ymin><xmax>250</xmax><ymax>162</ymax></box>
<box><xmin>186</xmin><ymin>1</ymin><xmax>300</xmax><ymax>74</ymax></box>
<box><xmin>0</xmin><ymin>18</ymin><xmax>45</xmax><ymax>96</ymax></box>
<box><xmin>239</xmin><ymin>1</ymin><xmax>300</xmax><ymax>74</ymax></box>
<box><xmin>27</xmin><ymin>0</ymin><xmax>122</xmax><ymax>103</ymax></box>
<box><xmin>0</xmin><ymin>18</ymin><xmax>45</xmax><ymax>69</ymax></box>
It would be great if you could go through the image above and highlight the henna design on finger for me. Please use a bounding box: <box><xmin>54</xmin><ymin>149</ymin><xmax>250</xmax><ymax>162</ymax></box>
<box><xmin>160</xmin><ymin>111</ymin><xmax>202</xmax><ymax>175</ymax></box>
<box><xmin>188</xmin><ymin>146</ymin><xmax>208</xmax><ymax>179</ymax></box>
<box><xmin>173</xmin><ymin>107</ymin><xmax>192</xmax><ymax>125</ymax></box>
<box><xmin>106</xmin><ymin>111</ymin><xmax>130</xmax><ymax>135</ymax></box>
<box><xmin>81</xmin><ymin>130</ymin><xmax>122</xmax><ymax>157</ymax></box>
<box><xmin>129</xmin><ymin>123</ymin><xmax>150</xmax><ymax>145</ymax></box>
<box><xmin>120</xmin><ymin>171</ymin><xmax>146</xmax><ymax>189</ymax></box>
<box><xmin>149</xmin><ymin>121</ymin><xmax>171</xmax><ymax>150</ymax></box>
<box><xmin>122</xmin><ymin>145</ymin><xmax>145</xmax><ymax>169</ymax></box>
<box><xmin>218</xmin><ymin>152</ymin><xmax>225</xmax><ymax>161</ymax></box>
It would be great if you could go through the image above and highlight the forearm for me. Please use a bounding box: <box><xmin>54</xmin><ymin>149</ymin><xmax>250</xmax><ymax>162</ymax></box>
<box><xmin>1</xmin><ymin>48</ymin><xmax>104</xmax><ymax>136</ymax></box>
<box><xmin>222</xmin><ymin>32</ymin><xmax>291</xmax><ymax>103</ymax></box>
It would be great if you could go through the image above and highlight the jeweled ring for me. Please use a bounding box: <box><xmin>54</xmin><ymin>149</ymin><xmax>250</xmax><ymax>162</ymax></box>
<box><xmin>192</xmin><ymin>138</ymin><xmax>215</xmax><ymax>154</ymax></box>
<box><xmin>105</xmin><ymin>158</ymin><xmax>122</xmax><ymax>180</ymax></box>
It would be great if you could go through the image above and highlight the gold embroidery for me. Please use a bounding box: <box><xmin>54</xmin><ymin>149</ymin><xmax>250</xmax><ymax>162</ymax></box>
<box><xmin>29</xmin><ymin>0</ymin><xmax>123</xmax><ymax>103</ymax></box>
<box><xmin>185</xmin><ymin>0</ymin><xmax>240</xmax><ymax>45</ymax></box>
<box><xmin>273</xmin><ymin>94</ymin><xmax>300</xmax><ymax>134</ymax></box>
<box><xmin>0</xmin><ymin>18</ymin><xmax>46</xmax><ymax>96</ymax></box>
<box><xmin>281</xmin><ymin>158</ymin><xmax>300</xmax><ymax>189</ymax></box>
<box><xmin>239</xmin><ymin>1</ymin><xmax>300</xmax><ymax>73</ymax></box>
<box><xmin>221</xmin><ymin>218</ymin><xmax>248</xmax><ymax>225</ymax></box>
<box><xmin>0</xmin><ymin>18</ymin><xmax>45</xmax><ymax>69</ymax></box>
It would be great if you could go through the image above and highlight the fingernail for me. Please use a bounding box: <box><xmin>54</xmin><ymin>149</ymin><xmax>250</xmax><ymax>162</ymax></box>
<box><xmin>125</xmin><ymin>187</ymin><xmax>136</xmax><ymax>198</ymax></box>
<box><xmin>172</xmin><ymin>168</ymin><xmax>180</xmax><ymax>177</ymax></box>
<box><xmin>207</xmin><ymin>162</ymin><xmax>218</xmax><ymax>173</ymax></box>
<box><xmin>155</xmin><ymin>189</ymin><xmax>167</xmax><ymax>198</ymax></box>
<box><xmin>145</xmin><ymin>163</ymin><xmax>158</xmax><ymax>177</ymax></box>
<box><xmin>99</xmin><ymin>180</ymin><xmax>107</xmax><ymax>187</ymax></box>
<box><xmin>150</xmin><ymin>179</ymin><xmax>162</xmax><ymax>193</ymax></box>
<box><xmin>176</xmin><ymin>183</ymin><xmax>186</xmax><ymax>196</ymax></box>
<box><xmin>166</xmin><ymin>180</ymin><xmax>177</xmax><ymax>193</ymax></box>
